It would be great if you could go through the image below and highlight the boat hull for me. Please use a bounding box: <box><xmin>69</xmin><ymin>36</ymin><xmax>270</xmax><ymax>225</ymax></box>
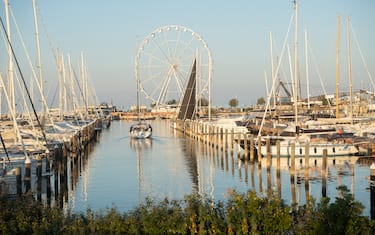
<box><xmin>236</xmin><ymin>139</ymin><xmax>359</xmax><ymax>157</ymax></box>
<box><xmin>259</xmin><ymin>142</ymin><xmax>359</xmax><ymax>157</ymax></box>
<box><xmin>129</xmin><ymin>123</ymin><xmax>152</xmax><ymax>139</ymax></box>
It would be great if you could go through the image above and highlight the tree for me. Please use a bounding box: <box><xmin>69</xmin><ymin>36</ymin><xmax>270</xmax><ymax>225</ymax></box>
<box><xmin>167</xmin><ymin>99</ymin><xmax>177</xmax><ymax>105</ymax></box>
<box><xmin>198</xmin><ymin>97</ymin><xmax>209</xmax><ymax>106</ymax></box>
<box><xmin>317</xmin><ymin>95</ymin><xmax>329</xmax><ymax>105</ymax></box>
<box><xmin>229</xmin><ymin>98</ymin><xmax>239</xmax><ymax>108</ymax></box>
<box><xmin>257</xmin><ymin>97</ymin><xmax>265</xmax><ymax>105</ymax></box>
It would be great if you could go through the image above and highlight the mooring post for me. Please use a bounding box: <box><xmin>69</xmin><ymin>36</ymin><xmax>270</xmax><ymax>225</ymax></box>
<box><xmin>322</xmin><ymin>149</ymin><xmax>328</xmax><ymax>197</ymax></box>
<box><xmin>220</xmin><ymin>127</ymin><xmax>224</xmax><ymax>151</ymax></box>
<box><xmin>290</xmin><ymin>142</ymin><xmax>295</xmax><ymax>175</ymax></box>
<box><xmin>224</xmin><ymin>128</ymin><xmax>228</xmax><ymax>151</ymax></box>
<box><xmin>266</xmin><ymin>137</ymin><xmax>271</xmax><ymax>171</ymax></box>
<box><xmin>230</xmin><ymin>128</ymin><xmax>234</xmax><ymax>155</ymax></box>
<box><xmin>257</xmin><ymin>135</ymin><xmax>262</xmax><ymax>166</ymax></box>
<box><xmin>244</xmin><ymin>132</ymin><xmax>248</xmax><ymax>160</ymax></box>
<box><xmin>216</xmin><ymin>126</ymin><xmax>219</xmax><ymax>150</ymax></box>
<box><xmin>250</xmin><ymin>134</ymin><xmax>254</xmax><ymax>162</ymax></box>
<box><xmin>25</xmin><ymin>157</ymin><xmax>31</xmax><ymax>193</ymax></box>
<box><xmin>276</xmin><ymin>140</ymin><xmax>281</xmax><ymax>171</ymax></box>
<box><xmin>370</xmin><ymin>163</ymin><xmax>375</xmax><ymax>219</ymax></box>
<box><xmin>16</xmin><ymin>167</ymin><xmax>22</xmax><ymax>196</ymax></box>
<box><xmin>305</xmin><ymin>143</ymin><xmax>310</xmax><ymax>203</ymax></box>
<box><xmin>202</xmin><ymin>123</ymin><xmax>206</xmax><ymax>144</ymax></box>
<box><xmin>290</xmin><ymin>142</ymin><xmax>296</xmax><ymax>209</ymax></box>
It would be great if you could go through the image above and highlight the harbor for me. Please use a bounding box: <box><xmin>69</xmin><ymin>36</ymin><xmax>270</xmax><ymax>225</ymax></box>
<box><xmin>1</xmin><ymin>0</ymin><xmax>375</xmax><ymax>233</ymax></box>
<box><xmin>1</xmin><ymin>118</ymin><xmax>373</xmax><ymax>218</ymax></box>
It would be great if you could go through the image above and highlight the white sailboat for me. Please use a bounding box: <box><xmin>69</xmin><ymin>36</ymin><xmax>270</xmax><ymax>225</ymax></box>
<box><xmin>252</xmin><ymin>1</ymin><xmax>361</xmax><ymax>157</ymax></box>
<box><xmin>129</xmin><ymin>72</ymin><xmax>152</xmax><ymax>139</ymax></box>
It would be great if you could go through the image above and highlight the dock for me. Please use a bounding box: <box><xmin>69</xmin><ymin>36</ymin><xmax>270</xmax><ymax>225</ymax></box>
<box><xmin>0</xmin><ymin>116</ymin><xmax>111</xmax><ymax>201</ymax></box>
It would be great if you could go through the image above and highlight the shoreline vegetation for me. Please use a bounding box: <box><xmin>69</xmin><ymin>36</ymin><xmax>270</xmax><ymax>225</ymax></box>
<box><xmin>1</xmin><ymin>186</ymin><xmax>374</xmax><ymax>234</ymax></box>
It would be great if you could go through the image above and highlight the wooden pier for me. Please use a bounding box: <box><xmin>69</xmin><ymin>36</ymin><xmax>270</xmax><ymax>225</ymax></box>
<box><xmin>171</xmin><ymin>118</ymin><xmax>371</xmax><ymax>207</ymax></box>
<box><xmin>172</xmin><ymin>118</ymin><xmax>372</xmax><ymax>175</ymax></box>
<box><xmin>0</xmin><ymin>117</ymin><xmax>109</xmax><ymax>202</ymax></box>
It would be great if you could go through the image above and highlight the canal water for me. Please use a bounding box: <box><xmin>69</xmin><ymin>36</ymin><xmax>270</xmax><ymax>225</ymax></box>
<box><xmin>65</xmin><ymin>119</ymin><xmax>372</xmax><ymax>217</ymax></box>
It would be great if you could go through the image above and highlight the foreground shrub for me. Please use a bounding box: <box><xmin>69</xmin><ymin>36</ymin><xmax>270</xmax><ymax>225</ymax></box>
<box><xmin>1</xmin><ymin>187</ymin><xmax>374</xmax><ymax>234</ymax></box>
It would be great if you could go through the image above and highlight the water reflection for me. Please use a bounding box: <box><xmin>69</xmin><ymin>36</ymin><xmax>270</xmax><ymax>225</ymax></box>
<box><xmin>59</xmin><ymin>120</ymin><xmax>372</xmax><ymax>217</ymax></box>
<box><xmin>130</xmin><ymin>138</ymin><xmax>152</xmax><ymax>205</ymax></box>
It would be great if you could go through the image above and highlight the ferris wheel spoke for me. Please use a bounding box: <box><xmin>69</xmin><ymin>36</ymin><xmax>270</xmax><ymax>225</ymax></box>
<box><xmin>149</xmin><ymin>36</ymin><xmax>174</xmax><ymax>66</ymax></box>
<box><xmin>156</xmin><ymin>67</ymin><xmax>174</xmax><ymax>104</ymax></box>
<box><xmin>140</xmin><ymin>50</ymin><xmax>169</xmax><ymax>67</ymax></box>
<box><xmin>173</xmin><ymin>28</ymin><xmax>182</xmax><ymax>60</ymax></box>
<box><xmin>162</xmin><ymin>29</ymin><xmax>174</xmax><ymax>61</ymax></box>
<box><xmin>172</xmin><ymin>70</ymin><xmax>185</xmax><ymax>96</ymax></box>
<box><xmin>175</xmin><ymin>35</ymin><xmax>196</xmax><ymax>62</ymax></box>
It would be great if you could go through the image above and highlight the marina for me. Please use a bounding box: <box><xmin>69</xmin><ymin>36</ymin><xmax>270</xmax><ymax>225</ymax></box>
<box><xmin>1</xmin><ymin>1</ymin><xmax>375</xmax><ymax>232</ymax></box>
<box><xmin>2</xmin><ymin>119</ymin><xmax>374</xmax><ymax>218</ymax></box>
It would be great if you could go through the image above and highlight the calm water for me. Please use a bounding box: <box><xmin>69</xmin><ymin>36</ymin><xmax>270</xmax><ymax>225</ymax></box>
<box><xmin>65</xmin><ymin>119</ymin><xmax>373</xmax><ymax>217</ymax></box>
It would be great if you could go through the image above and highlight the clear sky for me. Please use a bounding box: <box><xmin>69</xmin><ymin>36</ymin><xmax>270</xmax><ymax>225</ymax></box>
<box><xmin>1</xmin><ymin>0</ymin><xmax>374</xmax><ymax>110</ymax></box>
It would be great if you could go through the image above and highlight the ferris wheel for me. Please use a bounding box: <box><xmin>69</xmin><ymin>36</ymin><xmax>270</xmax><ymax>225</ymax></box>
<box><xmin>135</xmin><ymin>25</ymin><xmax>212</xmax><ymax>110</ymax></box>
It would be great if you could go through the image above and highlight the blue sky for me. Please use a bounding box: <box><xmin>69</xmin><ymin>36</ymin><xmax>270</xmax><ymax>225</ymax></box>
<box><xmin>1</xmin><ymin>0</ymin><xmax>374</xmax><ymax>110</ymax></box>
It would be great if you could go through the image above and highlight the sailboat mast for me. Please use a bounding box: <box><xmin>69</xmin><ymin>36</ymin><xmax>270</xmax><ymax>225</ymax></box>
<box><xmin>137</xmin><ymin>72</ymin><xmax>141</xmax><ymax>123</ymax></box>
<box><xmin>269</xmin><ymin>32</ymin><xmax>276</xmax><ymax>110</ymax></box>
<box><xmin>32</xmin><ymin>0</ymin><xmax>44</xmax><ymax>103</ymax></box>
<box><xmin>346</xmin><ymin>16</ymin><xmax>353</xmax><ymax>122</ymax></box>
<box><xmin>335</xmin><ymin>14</ymin><xmax>341</xmax><ymax>119</ymax></box>
<box><xmin>304</xmin><ymin>29</ymin><xmax>311</xmax><ymax>109</ymax></box>
<box><xmin>4</xmin><ymin>0</ymin><xmax>15</xmax><ymax>118</ymax></box>
<box><xmin>293</xmin><ymin>0</ymin><xmax>298</xmax><ymax>127</ymax></box>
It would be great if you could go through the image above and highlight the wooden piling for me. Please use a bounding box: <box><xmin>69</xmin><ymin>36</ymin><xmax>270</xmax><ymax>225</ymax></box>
<box><xmin>244</xmin><ymin>133</ymin><xmax>248</xmax><ymax>160</ymax></box>
<box><xmin>257</xmin><ymin>135</ymin><xmax>262</xmax><ymax>165</ymax></box>
<box><xmin>250</xmin><ymin>134</ymin><xmax>254</xmax><ymax>162</ymax></box>
<box><xmin>25</xmin><ymin>158</ymin><xmax>31</xmax><ymax>192</ymax></box>
<box><xmin>276</xmin><ymin>140</ymin><xmax>281</xmax><ymax>171</ymax></box>
<box><xmin>203</xmin><ymin>123</ymin><xmax>207</xmax><ymax>144</ymax></box>
<box><xmin>305</xmin><ymin>143</ymin><xmax>310</xmax><ymax>203</ymax></box>
<box><xmin>215</xmin><ymin>127</ymin><xmax>220</xmax><ymax>149</ymax></box>
<box><xmin>16</xmin><ymin>167</ymin><xmax>22</xmax><ymax>196</ymax></box>
<box><xmin>290</xmin><ymin>142</ymin><xmax>295</xmax><ymax>175</ymax></box>
<box><xmin>224</xmin><ymin>128</ymin><xmax>228</xmax><ymax>151</ymax></box>
<box><xmin>237</xmin><ymin>134</ymin><xmax>241</xmax><ymax>159</ymax></box>
<box><xmin>370</xmin><ymin>163</ymin><xmax>375</xmax><ymax>219</ymax></box>
<box><xmin>230</xmin><ymin>128</ymin><xmax>234</xmax><ymax>155</ymax></box>
<box><xmin>220</xmin><ymin>127</ymin><xmax>224</xmax><ymax>151</ymax></box>
<box><xmin>322</xmin><ymin>149</ymin><xmax>328</xmax><ymax>197</ymax></box>
<box><xmin>266</xmin><ymin>137</ymin><xmax>271</xmax><ymax>170</ymax></box>
<box><xmin>371</xmin><ymin>163</ymin><xmax>375</xmax><ymax>181</ymax></box>
<box><xmin>290</xmin><ymin>142</ymin><xmax>296</xmax><ymax>208</ymax></box>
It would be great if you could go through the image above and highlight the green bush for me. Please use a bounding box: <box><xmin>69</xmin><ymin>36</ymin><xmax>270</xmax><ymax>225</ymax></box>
<box><xmin>1</xmin><ymin>188</ymin><xmax>374</xmax><ymax>235</ymax></box>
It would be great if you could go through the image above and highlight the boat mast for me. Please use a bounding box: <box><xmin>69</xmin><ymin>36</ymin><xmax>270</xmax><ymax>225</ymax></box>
<box><xmin>4</xmin><ymin>0</ymin><xmax>15</xmax><ymax>118</ymax></box>
<box><xmin>346</xmin><ymin>16</ymin><xmax>353</xmax><ymax>122</ymax></box>
<box><xmin>293</xmin><ymin>0</ymin><xmax>299</xmax><ymax>129</ymax></box>
<box><xmin>304</xmin><ymin>29</ymin><xmax>311</xmax><ymax>109</ymax></box>
<box><xmin>137</xmin><ymin>67</ymin><xmax>141</xmax><ymax>123</ymax></box>
<box><xmin>32</xmin><ymin>0</ymin><xmax>44</xmax><ymax>111</ymax></box>
<box><xmin>335</xmin><ymin>14</ymin><xmax>340</xmax><ymax>119</ymax></box>
<box><xmin>270</xmin><ymin>32</ymin><xmax>276</xmax><ymax>111</ymax></box>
